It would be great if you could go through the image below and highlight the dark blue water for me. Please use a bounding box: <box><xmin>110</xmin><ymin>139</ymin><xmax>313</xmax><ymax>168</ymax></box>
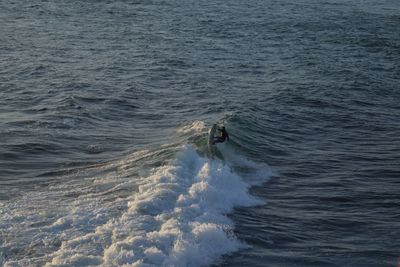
<box><xmin>1</xmin><ymin>0</ymin><xmax>400</xmax><ymax>266</ymax></box>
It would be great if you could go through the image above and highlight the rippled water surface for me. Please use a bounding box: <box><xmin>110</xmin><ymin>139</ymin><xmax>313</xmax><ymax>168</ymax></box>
<box><xmin>1</xmin><ymin>0</ymin><xmax>400</xmax><ymax>266</ymax></box>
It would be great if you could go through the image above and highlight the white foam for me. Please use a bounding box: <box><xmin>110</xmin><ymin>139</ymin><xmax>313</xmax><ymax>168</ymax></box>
<box><xmin>43</xmin><ymin>145</ymin><xmax>268</xmax><ymax>266</ymax></box>
<box><xmin>0</xmin><ymin>143</ymin><xmax>270</xmax><ymax>266</ymax></box>
<box><xmin>217</xmin><ymin>143</ymin><xmax>276</xmax><ymax>185</ymax></box>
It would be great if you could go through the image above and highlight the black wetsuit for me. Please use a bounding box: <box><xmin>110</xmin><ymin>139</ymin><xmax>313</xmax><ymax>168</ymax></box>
<box><xmin>214</xmin><ymin>128</ymin><xmax>229</xmax><ymax>144</ymax></box>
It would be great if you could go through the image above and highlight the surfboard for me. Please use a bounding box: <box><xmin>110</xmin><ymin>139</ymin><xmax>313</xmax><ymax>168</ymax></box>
<box><xmin>208</xmin><ymin>124</ymin><xmax>217</xmax><ymax>149</ymax></box>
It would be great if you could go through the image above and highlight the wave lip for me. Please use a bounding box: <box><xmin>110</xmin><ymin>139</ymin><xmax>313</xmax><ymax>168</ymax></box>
<box><xmin>46</xmin><ymin>145</ymin><xmax>266</xmax><ymax>267</ymax></box>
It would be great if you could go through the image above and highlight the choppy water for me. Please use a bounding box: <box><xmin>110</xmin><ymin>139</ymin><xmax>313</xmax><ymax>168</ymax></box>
<box><xmin>1</xmin><ymin>0</ymin><xmax>400</xmax><ymax>266</ymax></box>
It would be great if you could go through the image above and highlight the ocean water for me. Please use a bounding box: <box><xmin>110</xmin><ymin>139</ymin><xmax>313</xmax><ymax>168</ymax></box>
<box><xmin>1</xmin><ymin>0</ymin><xmax>400</xmax><ymax>266</ymax></box>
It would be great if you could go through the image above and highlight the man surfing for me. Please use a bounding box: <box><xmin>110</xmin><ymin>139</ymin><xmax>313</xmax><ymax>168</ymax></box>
<box><xmin>213</xmin><ymin>126</ymin><xmax>229</xmax><ymax>144</ymax></box>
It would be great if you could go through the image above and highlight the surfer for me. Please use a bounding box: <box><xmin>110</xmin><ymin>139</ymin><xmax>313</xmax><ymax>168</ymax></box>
<box><xmin>213</xmin><ymin>126</ymin><xmax>229</xmax><ymax>144</ymax></box>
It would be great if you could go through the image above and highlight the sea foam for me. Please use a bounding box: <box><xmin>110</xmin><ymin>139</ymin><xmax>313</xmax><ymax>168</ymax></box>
<box><xmin>44</xmin><ymin>145</ymin><xmax>268</xmax><ymax>266</ymax></box>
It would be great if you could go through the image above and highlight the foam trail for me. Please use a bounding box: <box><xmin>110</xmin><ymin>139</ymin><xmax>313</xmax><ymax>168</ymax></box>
<box><xmin>217</xmin><ymin>143</ymin><xmax>276</xmax><ymax>185</ymax></box>
<box><xmin>45</xmin><ymin>145</ymin><xmax>268</xmax><ymax>266</ymax></box>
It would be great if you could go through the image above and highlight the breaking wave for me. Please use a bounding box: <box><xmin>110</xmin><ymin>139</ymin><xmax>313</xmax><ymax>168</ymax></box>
<box><xmin>44</xmin><ymin>145</ymin><xmax>270</xmax><ymax>266</ymax></box>
<box><xmin>1</xmin><ymin>118</ymin><xmax>273</xmax><ymax>267</ymax></box>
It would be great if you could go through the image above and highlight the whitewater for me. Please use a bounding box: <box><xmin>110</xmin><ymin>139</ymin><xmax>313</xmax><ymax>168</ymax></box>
<box><xmin>1</xmin><ymin>122</ymin><xmax>272</xmax><ymax>266</ymax></box>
